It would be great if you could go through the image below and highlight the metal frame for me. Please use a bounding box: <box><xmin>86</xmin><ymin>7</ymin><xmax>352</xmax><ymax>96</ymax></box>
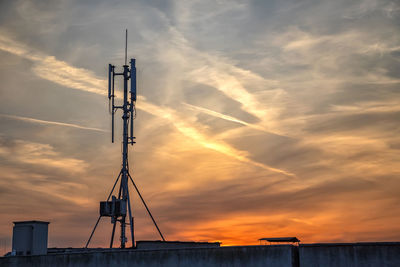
<box><xmin>85</xmin><ymin>30</ymin><xmax>165</xmax><ymax>249</ymax></box>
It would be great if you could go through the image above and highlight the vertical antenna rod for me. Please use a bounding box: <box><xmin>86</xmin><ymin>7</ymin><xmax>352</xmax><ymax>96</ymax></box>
<box><xmin>125</xmin><ymin>29</ymin><xmax>128</xmax><ymax>65</ymax></box>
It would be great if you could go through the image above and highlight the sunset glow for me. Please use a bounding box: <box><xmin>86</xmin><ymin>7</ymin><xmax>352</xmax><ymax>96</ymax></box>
<box><xmin>0</xmin><ymin>0</ymin><xmax>399</xmax><ymax>254</ymax></box>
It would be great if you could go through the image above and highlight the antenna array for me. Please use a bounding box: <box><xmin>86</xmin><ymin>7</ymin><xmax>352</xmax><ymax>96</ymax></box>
<box><xmin>86</xmin><ymin>30</ymin><xmax>165</xmax><ymax>249</ymax></box>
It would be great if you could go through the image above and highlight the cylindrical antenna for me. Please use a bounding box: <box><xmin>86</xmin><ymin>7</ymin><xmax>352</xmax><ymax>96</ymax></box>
<box><xmin>108</xmin><ymin>64</ymin><xmax>112</xmax><ymax>99</ymax></box>
<box><xmin>125</xmin><ymin>29</ymin><xmax>128</xmax><ymax>65</ymax></box>
<box><xmin>130</xmin><ymin>58</ymin><xmax>136</xmax><ymax>144</ymax></box>
<box><xmin>130</xmin><ymin>59</ymin><xmax>136</xmax><ymax>101</ymax></box>
<box><xmin>111</xmin><ymin>65</ymin><xmax>115</xmax><ymax>143</ymax></box>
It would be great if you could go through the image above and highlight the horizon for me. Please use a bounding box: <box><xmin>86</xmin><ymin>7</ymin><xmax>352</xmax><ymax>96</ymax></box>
<box><xmin>0</xmin><ymin>0</ymin><xmax>400</xmax><ymax>255</ymax></box>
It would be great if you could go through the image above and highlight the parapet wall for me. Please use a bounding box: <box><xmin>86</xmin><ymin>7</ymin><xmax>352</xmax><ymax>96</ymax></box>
<box><xmin>299</xmin><ymin>242</ymin><xmax>400</xmax><ymax>267</ymax></box>
<box><xmin>1</xmin><ymin>242</ymin><xmax>399</xmax><ymax>267</ymax></box>
<box><xmin>0</xmin><ymin>245</ymin><xmax>296</xmax><ymax>267</ymax></box>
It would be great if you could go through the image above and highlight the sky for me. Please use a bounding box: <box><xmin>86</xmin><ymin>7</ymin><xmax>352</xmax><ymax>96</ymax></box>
<box><xmin>0</xmin><ymin>0</ymin><xmax>400</xmax><ymax>252</ymax></box>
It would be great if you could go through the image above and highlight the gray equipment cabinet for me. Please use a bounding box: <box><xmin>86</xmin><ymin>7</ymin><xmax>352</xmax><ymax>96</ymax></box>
<box><xmin>12</xmin><ymin>221</ymin><xmax>49</xmax><ymax>256</ymax></box>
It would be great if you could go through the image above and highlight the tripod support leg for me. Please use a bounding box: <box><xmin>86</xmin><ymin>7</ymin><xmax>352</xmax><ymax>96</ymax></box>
<box><xmin>126</xmin><ymin>184</ymin><xmax>135</xmax><ymax>247</ymax></box>
<box><xmin>128</xmin><ymin>173</ymin><xmax>165</xmax><ymax>241</ymax></box>
<box><xmin>110</xmin><ymin>219</ymin><xmax>117</xmax><ymax>248</ymax></box>
<box><xmin>85</xmin><ymin>216</ymin><xmax>101</xmax><ymax>248</ymax></box>
<box><xmin>107</xmin><ymin>170</ymin><xmax>122</xmax><ymax>201</ymax></box>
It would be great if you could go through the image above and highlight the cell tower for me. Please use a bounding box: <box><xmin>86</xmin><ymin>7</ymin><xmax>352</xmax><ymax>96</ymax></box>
<box><xmin>86</xmin><ymin>30</ymin><xmax>165</xmax><ymax>249</ymax></box>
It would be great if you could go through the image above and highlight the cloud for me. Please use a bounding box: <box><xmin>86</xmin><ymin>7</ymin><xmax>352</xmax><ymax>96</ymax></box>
<box><xmin>0</xmin><ymin>138</ymin><xmax>88</xmax><ymax>174</ymax></box>
<box><xmin>154</xmin><ymin>173</ymin><xmax>398</xmax><ymax>244</ymax></box>
<box><xmin>0</xmin><ymin>113</ymin><xmax>107</xmax><ymax>132</ymax></box>
<box><xmin>0</xmin><ymin>31</ymin><xmax>107</xmax><ymax>95</ymax></box>
<box><xmin>182</xmin><ymin>102</ymin><xmax>280</xmax><ymax>135</ymax></box>
<box><xmin>0</xmin><ymin>31</ymin><xmax>294</xmax><ymax>177</ymax></box>
<box><xmin>140</xmin><ymin>100</ymin><xmax>296</xmax><ymax>177</ymax></box>
<box><xmin>1</xmin><ymin>0</ymin><xmax>400</xmax><ymax>248</ymax></box>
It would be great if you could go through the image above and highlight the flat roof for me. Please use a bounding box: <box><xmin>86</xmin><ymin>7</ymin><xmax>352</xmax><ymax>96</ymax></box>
<box><xmin>259</xmin><ymin>237</ymin><xmax>300</xmax><ymax>243</ymax></box>
<box><xmin>137</xmin><ymin>241</ymin><xmax>220</xmax><ymax>244</ymax></box>
<box><xmin>13</xmin><ymin>220</ymin><xmax>50</xmax><ymax>225</ymax></box>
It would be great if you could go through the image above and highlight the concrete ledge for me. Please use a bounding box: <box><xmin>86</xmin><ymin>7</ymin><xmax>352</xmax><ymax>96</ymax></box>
<box><xmin>0</xmin><ymin>245</ymin><xmax>296</xmax><ymax>267</ymax></box>
<box><xmin>299</xmin><ymin>242</ymin><xmax>400</xmax><ymax>267</ymax></box>
<box><xmin>2</xmin><ymin>242</ymin><xmax>399</xmax><ymax>267</ymax></box>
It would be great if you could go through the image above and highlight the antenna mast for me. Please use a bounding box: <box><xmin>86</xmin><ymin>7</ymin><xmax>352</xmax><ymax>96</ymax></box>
<box><xmin>125</xmin><ymin>29</ymin><xmax>128</xmax><ymax>65</ymax></box>
<box><xmin>85</xmin><ymin>30</ymin><xmax>165</xmax><ymax>249</ymax></box>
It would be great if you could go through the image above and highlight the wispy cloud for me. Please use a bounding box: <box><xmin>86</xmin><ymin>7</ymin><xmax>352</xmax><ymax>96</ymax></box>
<box><xmin>140</xmin><ymin>100</ymin><xmax>296</xmax><ymax>177</ymax></box>
<box><xmin>1</xmin><ymin>0</ymin><xmax>400</xmax><ymax>247</ymax></box>
<box><xmin>33</xmin><ymin>56</ymin><xmax>106</xmax><ymax>95</ymax></box>
<box><xmin>0</xmin><ymin>113</ymin><xmax>107</xmax><ymax>132</ymax></box>
<box><xmin>0</xmin><ymin>32</ymin><xmax>294</xmax><ymax>177</ymax></box>
<box><xmin>155</xmin><ymin>25</ymin><xmax>282</xmax><ymax>124</ymax></box>
<box><xmin>183</xmin><ymin>102</ymin><xmax>273</xmax><ymax>133</ymax></box>
<box><xmin>0</xmin><ymin>138</ymin><xmax>88</xmax><ymax>173</ymax></box>
<box><xmin>0</xmin><ymin>32</ymin><xmax>107</xmax><ymax>95</ymax></box>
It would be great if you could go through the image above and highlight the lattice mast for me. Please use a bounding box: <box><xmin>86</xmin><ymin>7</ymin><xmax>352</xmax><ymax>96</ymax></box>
<box><xmin>105</xmin><ymin>29</ymin><xmax>136</xmax><ymax>248</ymax></box>
<box><xmin>86</xmin><ymin>30</ymin><xmax>165</xmax><ymax>249</ymax></box>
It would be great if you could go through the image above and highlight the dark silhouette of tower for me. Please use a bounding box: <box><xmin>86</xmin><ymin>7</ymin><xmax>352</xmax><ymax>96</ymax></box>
<box><xmin>85</xmin><ymin>30</ymin><xmax>165</xmax><ymax>249</ymax></box>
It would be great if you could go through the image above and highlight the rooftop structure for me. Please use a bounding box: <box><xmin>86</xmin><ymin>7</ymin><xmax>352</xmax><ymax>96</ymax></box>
<box><xmin>12</xmin><ymin>221</ymin><xmax>49</xmax><ymax>256</ymax></box>
<box><xmin>259</xmin><ymin>237</ymin><xmax>300</xmax><ymax>245</ymax></box>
